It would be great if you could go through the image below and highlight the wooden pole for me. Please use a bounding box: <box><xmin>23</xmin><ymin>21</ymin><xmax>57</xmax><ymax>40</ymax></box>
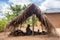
<box><xmin>20</xmin><ymin>24</ymin><xmax>22</xmax><ymax>30</ymax></box>
<box><xmin>32</xmin><ymin>15</ymin><xmax>35</xmax><ymax>35</ymax></box>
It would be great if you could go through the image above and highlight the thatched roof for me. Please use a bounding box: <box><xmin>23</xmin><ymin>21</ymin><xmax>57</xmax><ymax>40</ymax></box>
<box><xmin>5</xmin><ymin>4</ymin><xmax>56</xmax><ymax>35</ymax></box>
<box><xmin>6</xmin><ymin>4</ymin><xmax>42</xmax><ymax>28</ymax></box>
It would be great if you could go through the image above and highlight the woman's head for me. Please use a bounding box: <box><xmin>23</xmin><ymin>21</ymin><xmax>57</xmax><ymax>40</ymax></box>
<box><xmin>27</xmin><ymin>24</ymin><xmax>30</xmax><ymax>28</ymax></box>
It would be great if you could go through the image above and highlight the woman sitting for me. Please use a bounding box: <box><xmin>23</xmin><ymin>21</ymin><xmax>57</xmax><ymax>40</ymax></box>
<box><xmin>26</xmin><ymin>24</ymin><xmax>32</xmax><ymax>35</ymax></box>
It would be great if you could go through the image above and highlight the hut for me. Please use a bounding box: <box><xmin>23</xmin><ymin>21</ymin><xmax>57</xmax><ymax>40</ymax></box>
<box><xmin>5</xmin><ymin>4</ymin><xmax>56</xmax><ymax>36</ymax></box>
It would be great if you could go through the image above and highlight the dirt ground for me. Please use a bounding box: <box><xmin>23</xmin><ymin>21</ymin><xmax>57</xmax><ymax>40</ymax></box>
<box><xmin>0</xmin><ymin>33</ymin><xmax>60</xmax><ymax>40</ymax></box>
<box><xmin>0</xmin><ymin>28</ymin><xmax>60</xmax><ymax>40</ymax></box>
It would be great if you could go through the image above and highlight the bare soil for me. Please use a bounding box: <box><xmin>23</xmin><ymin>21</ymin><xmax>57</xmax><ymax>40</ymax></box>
<box><xmin>0</xmin><ymin>28</ymin><xmax>60</xmax><ymax>40</ymax></box>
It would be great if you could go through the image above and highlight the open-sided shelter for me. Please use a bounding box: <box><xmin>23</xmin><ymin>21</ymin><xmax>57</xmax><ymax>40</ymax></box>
<box><xmin>5</xmin><ymin>4</ymin><xmax>56</xmax><ymax>35</ymax></box>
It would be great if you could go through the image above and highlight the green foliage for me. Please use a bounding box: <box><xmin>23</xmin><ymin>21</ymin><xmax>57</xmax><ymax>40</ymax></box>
<box><xmin>10</xmin><ymin>5</ymin><xmax>26</xmax><ymax>16</ymax></box>
<box><xmin>32</xmin><ymin>15</ymin><xmax>38</xmax><ymax>26</ymax></box>
<box><xmin>0</xmin><ymin>19</ymin><xmax>7</xmax><ymax>30</ymax></box>
<box><xmin>26</xmin><ymin>15</ymin><xmax>38</xmax><ymax>26</ymax></box>
<box><xmin>6</xmin><ymin>12</ymin><xmax>16</xmax><ymax>22</ymax></box>
<box><xmin>5</xmin><ymin>5</ymin><xmax>27</xmax><ymax>22</ymax></box>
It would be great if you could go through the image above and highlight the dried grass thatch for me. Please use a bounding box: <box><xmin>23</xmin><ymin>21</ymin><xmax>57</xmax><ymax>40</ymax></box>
<box><xmin>5</xmin><ymin>4</ymin><xmax>56</xmax><ymax>35</ymax></box>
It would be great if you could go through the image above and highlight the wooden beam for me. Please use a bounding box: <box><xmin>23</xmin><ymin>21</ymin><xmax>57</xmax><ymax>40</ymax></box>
<box><xmin>32</xmin><ymin>15</ymin><xmax>35</xmax><ymax>35</ymax></box>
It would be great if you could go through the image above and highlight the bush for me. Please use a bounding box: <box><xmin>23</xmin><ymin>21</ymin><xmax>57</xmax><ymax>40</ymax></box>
<box><xmin>0</xmin><ymin>19</ymin><xmax>7</xmax><ymax>30</ymax></box>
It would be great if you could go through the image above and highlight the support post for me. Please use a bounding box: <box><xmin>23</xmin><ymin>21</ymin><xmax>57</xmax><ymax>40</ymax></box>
<box><xmin>32</xmin><ymin>15</ymin><xmax>35</xmax><ymax>35</ymax></box>
<box><xmin>20</xmin><ymin>24</ymin><xmax>22</xmax><ymax>30</ymax></box>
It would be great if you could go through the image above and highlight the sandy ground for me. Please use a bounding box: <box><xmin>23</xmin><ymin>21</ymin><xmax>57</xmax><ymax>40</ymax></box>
<box><xmin>0</xmin><ymin>28</ymin><xmax>60</xmax><ymax>40</ymax></box>
<box><xmin>0</xmin><ymin>33</ymin><xmax>60</xmax><ymax>40</ymax></box>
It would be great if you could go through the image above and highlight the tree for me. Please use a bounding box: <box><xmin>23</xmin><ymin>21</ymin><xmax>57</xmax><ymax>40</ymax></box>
<box><xmin>10</xmin><ymin>5</ymin><xmax>26</xmax><ymax>16</ymax></box>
